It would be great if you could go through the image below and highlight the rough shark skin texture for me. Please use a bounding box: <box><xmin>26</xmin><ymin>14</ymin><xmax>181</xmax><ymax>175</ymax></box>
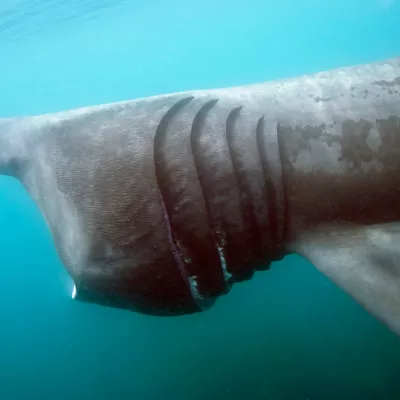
<box><xmin>0</xmin><ymin>57</ymin><xmax>400</xmax><ymax>326</ymax></box>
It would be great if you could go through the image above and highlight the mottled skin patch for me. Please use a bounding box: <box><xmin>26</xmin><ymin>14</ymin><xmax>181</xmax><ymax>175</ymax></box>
<box><xmin>279</xmin><ymin>124</ymin><xmax>328</xmax><ymax>164</ymax></box>
<box><xmin>373</xmin><ymin>76</ymin><xmax>400</xmax><ymax>95</ymax></box>
<box><xmin>376</xmin><ymin>116</ymin><xmax>400</xmax><ymax>167</ymax></box>
<box><xmin>310</xmin><ymin>95</ymin><xmax>333</xmax><ymax>103</ymax></box>
<box><xmin>286</xmin><ymin>117</ymin><xmax>400</xmax><ymax>173</ymax></box>
<box><xmin>338</xmin><ymin>119</ymin><xmax>375</xmax><ymax>169</ymax></box>
<box><xmin>373</xmin><ymin>76</ymin><xmax>400</xmax><ymax>87</ymax></box>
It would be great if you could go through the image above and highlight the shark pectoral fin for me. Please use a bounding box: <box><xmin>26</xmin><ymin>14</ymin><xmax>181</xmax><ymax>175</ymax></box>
<box><xmin>290</xmin><ymin>223</ymin><xmax>400</xmax><ymax>336</ymax></box>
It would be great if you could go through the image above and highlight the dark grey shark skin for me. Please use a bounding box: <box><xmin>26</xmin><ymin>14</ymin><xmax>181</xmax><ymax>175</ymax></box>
<box><xmin>1</xmin><ymin>57</ymin><xmax>400</xmax><ymax>334</ymax></box>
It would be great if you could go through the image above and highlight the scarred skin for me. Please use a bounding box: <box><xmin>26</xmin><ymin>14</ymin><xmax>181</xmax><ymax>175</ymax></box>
<box><xmin>1</xmin><ymin>56</ymin><xmax>400</xmax><ymax>319</ymax></box>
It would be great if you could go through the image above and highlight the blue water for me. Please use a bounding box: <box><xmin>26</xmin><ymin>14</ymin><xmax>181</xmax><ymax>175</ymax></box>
<box><xmin>0</xmin><ymin>1</ymin><xmax>400</xmax><ymax>399</ymax></box>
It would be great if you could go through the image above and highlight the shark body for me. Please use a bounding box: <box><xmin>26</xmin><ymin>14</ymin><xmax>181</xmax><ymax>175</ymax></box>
<box><xmin>1</xmin><ymin>56</ymin><xmax>400</xmax><ymax>335</ymax></box>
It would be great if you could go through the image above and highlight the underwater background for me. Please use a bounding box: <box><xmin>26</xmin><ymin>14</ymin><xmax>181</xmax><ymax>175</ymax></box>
<box><xmin>0</xmin><ymin>0</ymin><xmax>400</xmax><ymax>399</ymax></box>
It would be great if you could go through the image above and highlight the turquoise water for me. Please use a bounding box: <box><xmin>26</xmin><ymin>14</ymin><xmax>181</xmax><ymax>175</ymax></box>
<box><xmin>1</xmin><ymin>0</ymin><xmax>400</xmax><ymax>399</ymax></box>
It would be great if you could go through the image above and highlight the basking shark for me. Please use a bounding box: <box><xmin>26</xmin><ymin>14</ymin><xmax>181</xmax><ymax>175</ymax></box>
<box><xmin>1</xmin><ymin>56</ymin><xmax>400</xmax><ymax>335</ymax></box>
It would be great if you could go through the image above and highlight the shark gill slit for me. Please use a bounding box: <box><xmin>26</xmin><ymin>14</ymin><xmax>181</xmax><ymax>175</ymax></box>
<box><xmin>190</xmin><ymin>98</ymin><xmax>233</xmax><ymax>287</ymax></box>
<box><xmin>225</xmin><ymin>107</ymin><xmax>264</xmax><ymax>265</ymax></box>
<box><xmin>276</xmin><ymin>122</ymin><xmax>289</xmax><ymax>249</ymax></box>
<box><xmin>256</xmin><ymin>117</ymin><xmax>287</xmax><ymax>260</ymax></box>
<box><xmin>153</xmin><ymin>96</ymin><xmax>203</xmax><ymax>304</ymax></box>
<box><xmin>256</xmin><ymin>116</ymin><xmax>275</xmax><ymax>253</ymax></box>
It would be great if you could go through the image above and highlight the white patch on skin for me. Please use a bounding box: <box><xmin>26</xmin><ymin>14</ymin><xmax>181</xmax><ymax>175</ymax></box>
<box><xmin>188</xmin><ymin>276</ymin><xmax>204</xmax><ymax>302</ymax></box>
<box><xmin>366</xmin><ymin>126</ymin><xmax>382</xmax><ymax>152</ymax></box>
<box><xmin>72</xmin><ymin>284</ymin><xmax>77</xmax><ymax>299</ymax></box>
<box><xmin>217</xmin><ymin>245</ymin><xmax>232</xmax><ymax>281</ymax></box>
